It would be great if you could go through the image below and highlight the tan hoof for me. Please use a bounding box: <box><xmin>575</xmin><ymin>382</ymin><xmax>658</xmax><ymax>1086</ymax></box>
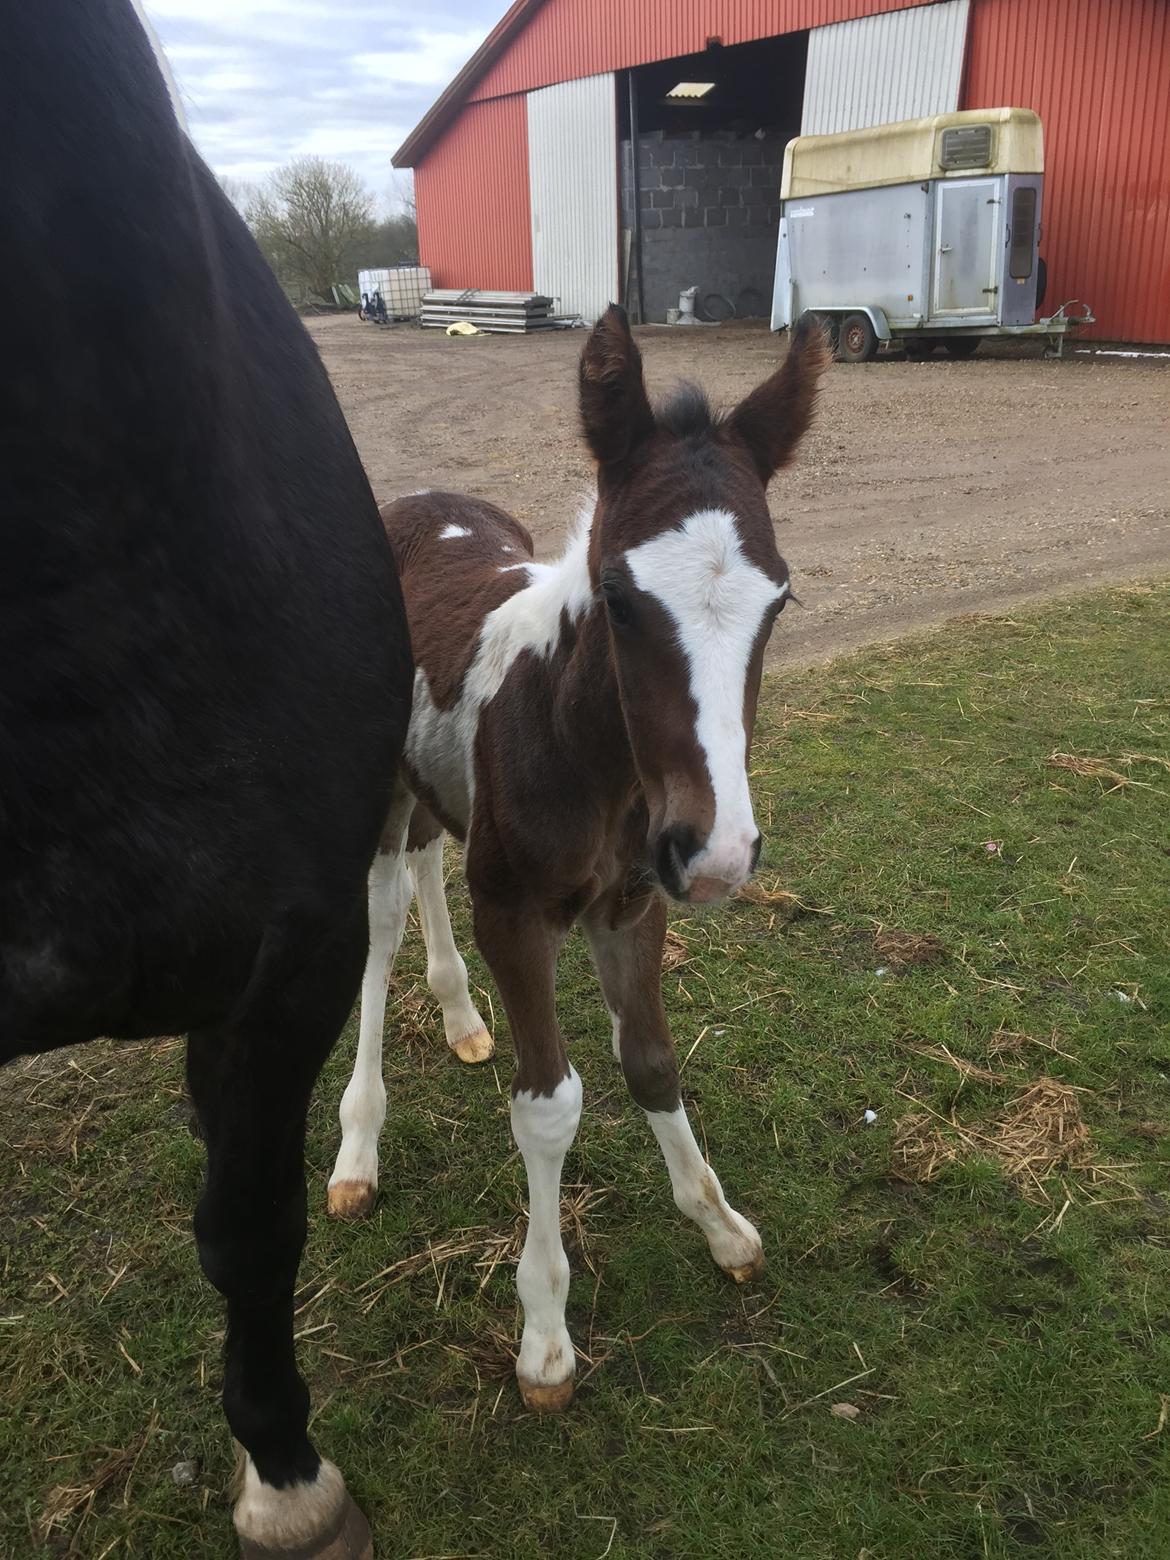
<box><xmin>238</xmin><ymin>1493</ymin><xmax>372</xmax><ymax>1559</ymax></box>
<box><xmin>327</xmin><ymin>1180</ymin><xmax>377</xmax><ymax>1220</ymax></box>
<box><xmin>450</xmin><ymin>1027</ymin><xmax>494</xmax><ymax>1065</ymax></box>
<box><xmin>518</xmin><ymin>1374</ymin><xmax>575</xmax><ymax>1413</ymax></box>
<box><xmin>722</xmin><ymin>1248</ymin><xmax>766</xmax><ymax>1285</ymax></box>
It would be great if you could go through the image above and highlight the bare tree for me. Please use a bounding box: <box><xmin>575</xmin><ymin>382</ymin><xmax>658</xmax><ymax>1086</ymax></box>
<box><xmin>247</xmin><ymin>158</ymin><xmax>375</xmax><ymax>302</ymax></box>
<box><xmin>217</xmin><ymin>174</ymin><xmax>258</xmax><ymax>219</ymax></box>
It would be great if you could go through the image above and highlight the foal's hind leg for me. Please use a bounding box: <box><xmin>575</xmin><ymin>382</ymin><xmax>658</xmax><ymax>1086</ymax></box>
<box><xmin>583</xmin><ymin>893</ymin><xmax>764</xmax><ymax>1283</ymax></box>
<box><xmin>187</xmin><ymin>901</ymin><xmax>372</xmax><ymax>1559</ymax></box>
<box><xmin>327</xmin><ymin>787</ymin><xmax>414</xmax><ymax>1219</ymax></box>
<box><xmin>406</xmin><ymin>805</ymin><xmax>493</xmax><ymax>1065</ymax></box>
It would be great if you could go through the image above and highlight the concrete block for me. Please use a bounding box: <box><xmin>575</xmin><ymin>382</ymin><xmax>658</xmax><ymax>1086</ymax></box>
<box><xmin>662</xmin><ymin>207</ymin><xmax>683</xmax><ymax>227</ymax></box>
<box><xmin>683</xmin><ymin>207</ymin><xmax>703</xmax><ymax>227</ymax></box>
<box><xmin>660</xmin><ymin>166</ymin><xmax>684</xmax><ymax>187</ymax></box>
<box><xmin>679</xmin><ymin>186</ymin><xmax>699</xmax><ymax>207</ymax></box>
<box><xmin>721</xmin><ymin>188</ymin><xmax>742</xmax><ymax>206</ymax></box>
<box><xmin>705</xmin><ymin>205</ymin><xmax>728</xmax><ymax>225</ymax></box>
<box><xmin>724</xmin><ymin>166</ymin><xmax>750</xmax><ymax>188</ymax></box>
<box><xmin>642</xmin><ymin>208</ymin><xmax>663</xmax><ymax>229</ymax></box>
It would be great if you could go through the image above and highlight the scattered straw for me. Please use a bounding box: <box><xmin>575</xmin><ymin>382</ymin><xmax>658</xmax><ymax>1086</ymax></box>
<box><xmin>1047</xmin><ymin>752</ymin><xmax>1160</xmax><ymax>792</ymax></box>
<box><xmin>892</xmin><ymin>1113</ymin><xmax>961</xmax><ymax>1185</ymax></box>
<box><xmin>38</xmin><ymin>1411</ymin><xmax>158</xmax><ymax>1542</ymax></box>
<box><xmin>892</xmin><ymin>1076</ymin><xmax>1095</xmax><ymax>1202</ymax></box>
<box><xmin>873</xmin><ymin>930</ymin><xmax>947</xmax><ymax>970</ymax></box>
<box><xmin>903</xmin><ymin>1041</ymin><xmax>1012</xmax><ymax>1086</ymax></box>
<box><xmin>357</xmin><ymin>1185</ymin><xmax>606</xmax><ymax>1313</ymax></box>
<box><xmin>662</xmin><ymin>931</ymin><xmax>691</xmax><ymax>970</ymax></box>
<box><xmin>990</xmin><ymin>1078</ymin><xmax>1091</xmax><ymax>1186</ymax></box>
<box><xmin>736</xmin><ymin>880</ymin><xmax>828</xmax><ymax>915</ymax></box>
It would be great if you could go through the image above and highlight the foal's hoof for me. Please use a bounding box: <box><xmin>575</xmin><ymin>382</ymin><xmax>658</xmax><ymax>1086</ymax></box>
<box><xmin>450</xmin><ymin>1026</ymin><xmax>495</xmax><ymax>1065</ymax></box>
<box><xmin>722</xmin><ymin>1247</ymin><xmax>766</xmax><ymax>1285</ymax></box>
<box><xmin>238</xmin><ymin>1493</ymin><xmax>373</xmax><ymax>1559</ymax></box>
<box><xmin>327</xmin><ymin>1180</ymin><xmax>377</xmax><ymax>1220</ymax></box>
<box><xmin>518</xmin><ymin>1374</ymin><xmax>575</xmax><ymax>1414</ymax></box>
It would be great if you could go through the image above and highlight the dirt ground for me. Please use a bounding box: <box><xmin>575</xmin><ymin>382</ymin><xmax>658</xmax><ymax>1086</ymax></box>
<box><xmin>308</xmin><ymin>314</ymin><xmax>1169</xmax><ymax>666</ymax></box>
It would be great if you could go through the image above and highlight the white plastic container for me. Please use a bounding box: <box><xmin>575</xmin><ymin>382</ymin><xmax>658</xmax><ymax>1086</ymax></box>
<box><xmin>357</xmin><ymin>267</ymin><xmax>432</xmax><ymax>318</ymax></box>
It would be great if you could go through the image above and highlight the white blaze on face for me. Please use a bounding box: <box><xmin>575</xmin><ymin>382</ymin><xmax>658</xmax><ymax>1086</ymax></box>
<box><xmin>625</xmin><ymin>508</ymin><xmax>784</xmax><ymax>895</ymax></box>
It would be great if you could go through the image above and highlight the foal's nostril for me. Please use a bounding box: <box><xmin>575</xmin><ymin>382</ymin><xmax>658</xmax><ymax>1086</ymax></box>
<box><xmin>750</xmin><ymin>833</ymin><xmax>762</xmax><ymax>873</ymax></box>
<box><xmin>654</xmin><ymin>824</ymin><xmax>701</xmax><ymax>899</ymax></box>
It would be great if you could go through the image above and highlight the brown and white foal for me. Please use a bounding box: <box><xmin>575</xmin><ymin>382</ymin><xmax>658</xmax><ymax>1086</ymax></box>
<box><xmin>330</xmin><ymin>308</ymin><xmax>828</xmax><ymax>1411</ymax></box>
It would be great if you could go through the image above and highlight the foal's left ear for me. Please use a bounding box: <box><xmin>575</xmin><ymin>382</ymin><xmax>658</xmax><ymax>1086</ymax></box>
<box><xmin>725</xmin><ymin>312</ymin><xmax>831</xmax><ymax>484</ymax></box>
<box><xmin>579</xmin><ymin>304</ymin><xmax>656</xmax><ymax>467</ymax></box>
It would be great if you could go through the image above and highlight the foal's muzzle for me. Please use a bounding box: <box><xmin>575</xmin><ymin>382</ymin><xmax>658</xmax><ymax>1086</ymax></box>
<box><xmin>654</xmin><ymin>825</ymin><xmax>762</xmax><ymax>904</ymax></box>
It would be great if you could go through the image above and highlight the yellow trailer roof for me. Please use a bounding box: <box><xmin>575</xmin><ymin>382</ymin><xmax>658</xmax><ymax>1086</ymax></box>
<box><xmin>781</xmin><ymin>108</ymin><xmax>1043</xmax><ymax>198</ymax></box>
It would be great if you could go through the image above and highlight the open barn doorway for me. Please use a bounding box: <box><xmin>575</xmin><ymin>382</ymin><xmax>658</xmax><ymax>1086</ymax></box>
<box><xmin>620</xmin><ymin>32</ymin><xmax>808</xmax><ymax>325</ymax></box>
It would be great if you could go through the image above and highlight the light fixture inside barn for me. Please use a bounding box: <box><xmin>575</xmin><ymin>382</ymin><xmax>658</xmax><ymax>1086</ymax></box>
<box><xmin>665</xmin><ymin>81</ymin><xmax>716</xmax><ymax>101</ymax></box>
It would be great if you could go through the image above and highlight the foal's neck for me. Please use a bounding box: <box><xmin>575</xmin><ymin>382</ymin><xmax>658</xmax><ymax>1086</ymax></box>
<box><xmin>542</xmin><ymin>520</ymin><xmax>638</xmax><ymax>811</ymax></box>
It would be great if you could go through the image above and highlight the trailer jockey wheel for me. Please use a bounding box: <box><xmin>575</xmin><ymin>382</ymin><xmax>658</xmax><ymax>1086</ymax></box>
<box><xmin>943</xmin><ymin>337</ymin><xmax>981</xmax><ymax>359</ymax></box>
<box><xmin>839</xmin><ymin>312</ymin><xmax>879</xmax><ymax>363</ymax></box>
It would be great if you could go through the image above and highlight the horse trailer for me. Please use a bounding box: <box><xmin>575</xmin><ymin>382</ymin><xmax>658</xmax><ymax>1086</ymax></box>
<box><xmin>771</xmin><ymin>108</ymin><xmax>1092</xmax><ymax>360</ymax></box>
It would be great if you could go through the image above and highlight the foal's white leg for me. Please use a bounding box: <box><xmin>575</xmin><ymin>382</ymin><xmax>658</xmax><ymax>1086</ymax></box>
<box><xmin>327</xmin><ymin>813</ymin><xmax>413</xmax><ymax>1220</ymax></box>
<box><xmin>511</xmin><ymin>1067</ymin><xmax>583</xmax><ymax>1411</ymax></box>
<box><xmin>407</xmin><ymin>834</ymin><xmax>494</xmax><ymax>1064</ymax></box>
<box><xmin>645</xmin><ymin>1107</ymin><xmax>764</xmax><ymax>1282</ymax></box>
<box><xmin>584</xmin><ymin>898</ymin><xmax>764</xmax><ymax>1283</ymax></box>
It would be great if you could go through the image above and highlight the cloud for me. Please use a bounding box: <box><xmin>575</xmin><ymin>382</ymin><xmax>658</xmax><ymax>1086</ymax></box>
<box><xmin>142</xmin><ymin>0</ymin><xmax>501</xmax><ymax>198</ymax></box>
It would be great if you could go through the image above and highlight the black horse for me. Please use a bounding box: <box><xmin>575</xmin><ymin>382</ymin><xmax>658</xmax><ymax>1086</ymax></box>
<box><xmin>0</xmin><ymin>3</ymin><xmax>411</xmax><ymax>1554</ymax></box>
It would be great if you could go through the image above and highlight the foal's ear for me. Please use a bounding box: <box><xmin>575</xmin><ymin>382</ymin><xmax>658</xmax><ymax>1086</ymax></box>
<box><xmin>725</xmin><ymin>312</ymin><xmax>831</xmax><ymax>484</ymax></box>
<box><xmin>579</xmin><ymin>304</ymin><xmax>656</xmax><ymax>467</ymax></box>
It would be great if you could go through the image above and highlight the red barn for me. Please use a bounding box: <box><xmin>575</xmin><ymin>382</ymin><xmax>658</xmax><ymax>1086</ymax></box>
<box><xmin>394</xmin><ymin>0</ymin><xmax>1169</xmax><ymax>344</ymax></box>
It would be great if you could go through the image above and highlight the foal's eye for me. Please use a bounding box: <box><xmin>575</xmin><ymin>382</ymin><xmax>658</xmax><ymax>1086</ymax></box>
<box><xmin>602</xmin><ymin>584</ymin><xmax>633</xmax><ymax>628</ymax></box>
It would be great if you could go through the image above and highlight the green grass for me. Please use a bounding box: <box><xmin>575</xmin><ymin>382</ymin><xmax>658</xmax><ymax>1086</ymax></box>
<box><xmin>3</xmin><ymin>583</ymin><xmax>1169</xmax><ymax>1559</ymax></box>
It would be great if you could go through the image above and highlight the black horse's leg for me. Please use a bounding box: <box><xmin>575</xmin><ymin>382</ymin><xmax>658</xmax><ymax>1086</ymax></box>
<box><xmin>187</xmin><ymin>900</ymin><xmax>373</xmax><ymax>1558</ymax></box>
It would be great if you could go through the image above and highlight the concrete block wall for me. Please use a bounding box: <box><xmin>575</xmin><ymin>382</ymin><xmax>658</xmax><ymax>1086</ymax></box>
<box><xmin>621</xmin><ymin>129</ymin><xmax>785</xmax><ymax>322</ymax></box>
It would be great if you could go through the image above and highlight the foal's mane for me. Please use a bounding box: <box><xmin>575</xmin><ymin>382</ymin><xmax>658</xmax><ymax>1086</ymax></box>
<box><xmin>655</xmin><ymin>382</ymin><xmax>718</xmax><ymax>442</ymax></box>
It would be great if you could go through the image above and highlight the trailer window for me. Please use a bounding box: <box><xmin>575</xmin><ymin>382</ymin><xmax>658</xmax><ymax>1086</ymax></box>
<box><xmin>1009</xmin><ymin>186</ymin><xmax>1037</xmax><ymax>279</ymax></box>
<box><xmin>940</xmin><ymin>124</ymin><xmax>993</xmax><ymax>169</ymax></box>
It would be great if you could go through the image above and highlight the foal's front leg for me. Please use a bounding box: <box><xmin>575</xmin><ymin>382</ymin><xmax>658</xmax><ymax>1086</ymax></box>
<box><xmin>473</xmin><ymin>901</ymin><xmax>581</xmax><ymax>1412</ymax></box>
<box><xmin>583</xmin><ymin>894</ymin><xmax>764</xmax><ymax>1282</ymax></box>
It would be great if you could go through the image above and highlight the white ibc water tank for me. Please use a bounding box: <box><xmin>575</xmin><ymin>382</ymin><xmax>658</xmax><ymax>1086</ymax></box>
<box><xmin>357</xmin><ymin>267</ymin><xmax>432</xmax><ymax>318</ymax></box>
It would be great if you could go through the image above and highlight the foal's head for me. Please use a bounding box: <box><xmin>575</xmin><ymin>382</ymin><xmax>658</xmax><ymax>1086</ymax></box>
<box><xmin>579</xmin><ymin>306</ymin><xmax>828</xmax><ymax>904</ymax></box>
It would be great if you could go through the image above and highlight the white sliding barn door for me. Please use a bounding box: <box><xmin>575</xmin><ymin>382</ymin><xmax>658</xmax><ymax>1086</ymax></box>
<box><xmin>802</xmin><ymin>0</ymin><xmax>971</xmax><ymax>135</ymax></box>
<box><xmin>527</xmin><ymin>73</ymin><xmax>619</xmax><ymax>324</ymax></box>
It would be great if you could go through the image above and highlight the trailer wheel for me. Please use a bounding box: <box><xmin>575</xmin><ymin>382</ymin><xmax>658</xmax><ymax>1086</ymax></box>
<box><xmin>943</xmin><ymin>337</ymin><xmax>981</xmax><ymax>359</ymax></box>
<box><xmin>839</xmin><ymin>313</ymin><xmax>878</xmax><ymax>363</ymax></box>
<box><xmin>904</xmin><ymin>337</ymin><xmax>937</xmax><ymax>360</ymax></box>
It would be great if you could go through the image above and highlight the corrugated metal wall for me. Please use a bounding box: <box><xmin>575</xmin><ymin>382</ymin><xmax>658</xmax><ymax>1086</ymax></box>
<box><xmin>802</xmin><ymin>0</ymin><xmax>969</xmax><ymax>133</ymax></box>
<box><xmin>414</xmin><ymin>0</ymin><xmax>1169</xmax><ymax>341</ymax></box>
<box><xmin>965</xmin><ymin>0</ymin><xmax>1170</xmax><ymax>343</ymax></box>
<box><xmin>469</xmin><ymin>0</ymin><xmax>919</xmax><ymax>101</ymax></box>
<box><xmin>414</xmin><ymin>95</ymin><xmax>533</xmax><ymax>291</ymax></box>
<box><xmin>528</xmin><ymin>73</ymin><xmax>619</xmax><ymax>321</ymax></box>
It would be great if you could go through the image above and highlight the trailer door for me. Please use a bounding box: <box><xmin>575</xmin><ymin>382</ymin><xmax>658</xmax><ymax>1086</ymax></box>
<box><xmin>932</xmin><ymin>179</ymin><xmax>1001</xmax><ymax>317</ymax></box>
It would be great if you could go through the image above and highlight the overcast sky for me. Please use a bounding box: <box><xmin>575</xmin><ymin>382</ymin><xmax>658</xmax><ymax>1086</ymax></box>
<box><xmin>144</xmin><ymin>0</ymin><xmax>503</xmax><ymax>207</ymax></box>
